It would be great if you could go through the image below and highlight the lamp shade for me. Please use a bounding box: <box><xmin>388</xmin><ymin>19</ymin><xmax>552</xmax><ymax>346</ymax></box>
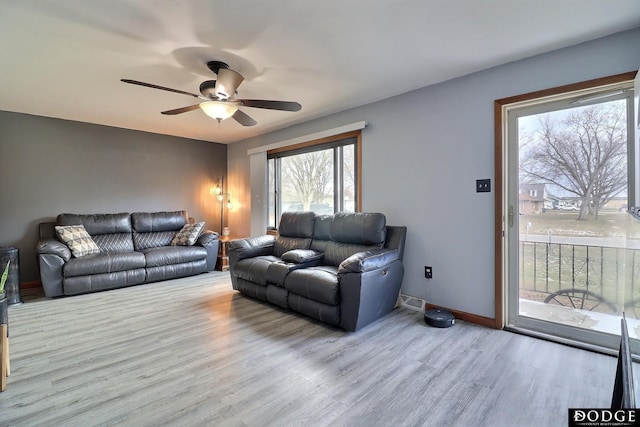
<box><xmin>199</xmin><ymin>101</ymin><xmax>238</xmax><ymax>121</ymax></box>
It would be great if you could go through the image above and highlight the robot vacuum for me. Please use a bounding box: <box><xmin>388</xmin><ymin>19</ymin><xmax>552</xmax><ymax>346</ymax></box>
<box><xmin>424</xmin><ymin>308</ymin><xmax>455</xmax><ymax>328</ymax></box>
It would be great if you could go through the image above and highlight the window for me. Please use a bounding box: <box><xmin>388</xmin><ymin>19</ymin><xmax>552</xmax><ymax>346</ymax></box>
<box><xmin>267</xmin><ymin>130</ymin><xmax>361</xmax><ymax>229</ymax></box>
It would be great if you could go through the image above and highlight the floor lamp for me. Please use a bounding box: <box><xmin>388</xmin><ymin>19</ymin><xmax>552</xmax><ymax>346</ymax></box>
<box><xmin>213</xmin><ymin>176</ymin><xmax>233</xmax><ymax>236</ymax></box>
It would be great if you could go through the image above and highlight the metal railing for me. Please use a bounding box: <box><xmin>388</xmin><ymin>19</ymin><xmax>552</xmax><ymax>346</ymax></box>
<box><xmin>520</xmin><ymin>241</ymin><xmax>640</xmax><ymax>315</ymax></box>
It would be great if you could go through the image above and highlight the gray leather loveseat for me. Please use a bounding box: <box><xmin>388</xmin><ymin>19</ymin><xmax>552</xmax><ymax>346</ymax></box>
<box><xmin>35</xmin><ymin>211</ymin><xmax>219</xmax><ymax>297</ymax></box>
<box><xmin>228</xmin><ymin>211</ymin><xmax>406</xmax><ymax>331</ymax></box>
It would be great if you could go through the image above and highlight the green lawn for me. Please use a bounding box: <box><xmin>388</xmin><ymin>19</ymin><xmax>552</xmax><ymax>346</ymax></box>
<box><xmin>519</xmin><ymin>211</ymin><xmax>640</xmax><ymax>239</ymax></box>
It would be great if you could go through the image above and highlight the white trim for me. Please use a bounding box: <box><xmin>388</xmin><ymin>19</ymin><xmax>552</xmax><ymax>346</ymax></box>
<box><xmin>247</xmin><ymin>121</ymin><xmax>367</xmax><ymax>155</ymax></box>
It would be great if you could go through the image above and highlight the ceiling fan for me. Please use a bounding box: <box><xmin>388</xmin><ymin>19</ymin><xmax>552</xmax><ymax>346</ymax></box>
<box><xmin>121</xmin><ymin>61</ymin><xmax>302</xmax><ymax>127</ymax></box>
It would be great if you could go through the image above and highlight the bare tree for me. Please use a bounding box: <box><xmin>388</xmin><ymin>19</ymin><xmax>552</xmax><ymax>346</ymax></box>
<box><xmin>520</xmin><ymin>101</ymin><xmax>627</xmax><ymax>220</ymax></box>
<box><xmin>281</xmin><ymin>150</ymin><xmax>333</xmax><ymax>210</ymax></box>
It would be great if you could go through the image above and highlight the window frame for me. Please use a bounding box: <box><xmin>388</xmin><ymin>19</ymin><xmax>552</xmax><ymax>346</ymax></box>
<box><xmin>267</xmin><ymin>130</ymin><xmax>362</xmax><ymax>230</ymax></box>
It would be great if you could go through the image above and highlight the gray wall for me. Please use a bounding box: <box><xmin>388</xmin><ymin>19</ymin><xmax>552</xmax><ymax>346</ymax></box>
<box><xmin>0</xmin><ymin>112</ymin><xmax>226</xmax><ymax>283</ymax></box>
<box><xmin>228</xmin><ymin>27</ymin><xmax>640</xmax><ymax>320</ymax></box>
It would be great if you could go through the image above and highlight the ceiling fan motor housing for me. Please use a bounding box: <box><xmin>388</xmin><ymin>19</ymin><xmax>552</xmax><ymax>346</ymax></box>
<box><xmin>206</xmin><ymin>60</ymin><xmax>229</xmax><ymax>75</ymax></box>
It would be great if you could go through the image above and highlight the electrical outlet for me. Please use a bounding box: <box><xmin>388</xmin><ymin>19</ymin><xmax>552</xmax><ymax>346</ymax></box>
<box><xmin>476</xmin><ymin>179</ymin><xmax>491</xmax><ymax>193</ymax></box>
<box><xmin>424</xmin><ymin>266</ymin><xmax>433</xmax><ymax>279</ymax></box>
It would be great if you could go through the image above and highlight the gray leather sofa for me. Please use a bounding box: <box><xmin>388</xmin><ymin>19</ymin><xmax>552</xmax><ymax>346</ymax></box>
<box><xmin>35</xmin><ymin>211</ymin><xmax>219</xmax><ymax>297</ymax></box>
<box><xmin>228</xmin><ymin>211</ymin><xmax>406</xmax><ymax>331</ymax></box>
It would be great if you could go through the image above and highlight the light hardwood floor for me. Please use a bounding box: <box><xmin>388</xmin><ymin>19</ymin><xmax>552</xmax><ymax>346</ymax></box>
<box><xmin>0</xmin><ymin>272</ymin><xmax>632</xmax><ymax>426</ymax></box>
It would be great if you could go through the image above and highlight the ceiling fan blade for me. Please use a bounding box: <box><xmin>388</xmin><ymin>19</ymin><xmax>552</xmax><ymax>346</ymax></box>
<box><xmin>215</xmin><ymin>68</ymin><xmax>244</xmax><ymax>99</ymax></box>
<box><xmin>161</xmin><ymin>104</ymin><xmax>202</xmax><ymax>115</ymax></box>
<box><xmin>121</xmin><ymin>79</ymin><xmax>202</xmax><ymax>99</ymax></box>
<box><xmin>232</xmin><ymin>109</ymin><xmax>257</xmax><ymax>127</ymax></box>
<box><xmin>236</xmin><ymin>99</ymin><xmax>302</xmax><ymax>112</ymax></box>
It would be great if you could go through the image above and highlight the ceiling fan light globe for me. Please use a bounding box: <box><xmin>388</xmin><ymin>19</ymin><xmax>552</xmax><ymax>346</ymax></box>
<box><xmin>199</xmin><ymin>101</ymin><xmax>238</xmax><ymax>121</ymax></box>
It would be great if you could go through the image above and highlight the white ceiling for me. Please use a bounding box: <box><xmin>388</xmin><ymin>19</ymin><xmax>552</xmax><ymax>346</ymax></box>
<box><xmin>1</xmin><ymin>1</ymin><xmax>639</xmax><ymax>144</ymax></box>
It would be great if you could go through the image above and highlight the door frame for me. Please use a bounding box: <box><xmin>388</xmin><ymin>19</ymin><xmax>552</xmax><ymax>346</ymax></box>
<box><xmin>493</xmin><ymin>71</ymin><xmax>638</xmax><ymax>330</ymax></box>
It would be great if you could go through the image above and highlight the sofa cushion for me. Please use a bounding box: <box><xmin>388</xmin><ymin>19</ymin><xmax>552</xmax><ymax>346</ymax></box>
<box><xmin>233</xmin><ymin>255</ymin><xmax>281</xmax><ymax>286</ymax></box>
<box><xmin>63</xmin><ymin>269</ymin><xmax>146</xmax><ymax>295</ymax></box>
<box><xmin>131</xmin><ymin>211</ymin><xmax>188</xmax><ymax>232</ymax></box>
<box><xmin>146</xmin><ymin>260</ymin><xmax>207</xmax><ymax>283</ymax></box>
<box><xmin>266</xmin><ymin>284</ymin><xmax>289</xmax><ymax>308</ymax></box>
<box><xmin>288</xmin><ymin>294</ymin><xmax>340</xmax><ymax>326</ymax></box>
<box><xmin>142</xmin><ymin>246</ymin><xmax>208</xmax><ymax>267</ymax></box>
<box><xmin>313</xmin><ymin>215</ymin><xmax>333</xmax><ymax>240</ymax></box>
<box><xmin>64</xmin><ymin>252</ymin><xmax>146</xmax><ymax>277</ymax></box>
<box><xmin>285</xmin><ymin>266</ymin><xmax>340</xmax><ymax>306</ymax></box>
<box><xmin>133</xmin><ymin>231</ymin><xmax>176</xmax><ymax>251</ymax></box>
<box><xmin>274</xmin><ymin>236</ymin><xmax>312</xmax><ymax>257</ymax></box>
<box><xmin>273</xmin><ymin>212</ymin><xmax>316</xmax><ymax>257</ymax></box>
<box><xmin>278</xmin><ymin>211</ymin><xmax>316</xmax><ymax>238</ymax></box>
<box><xmin>92</xmin><ymin>233</ymin><xmax>136</xmax><ymax>253</ymax></box>
<box><xmin>57</xmin><ymin>213</ymin><xmax>135</xmax><ymax>253</ymax></box>
<box><xmin>55</xmin><ymin>225</ymin><xmax>101</xmax><ymax>258</ymax></box>
<box><xmin>170</xmin><ymin>222</ymin><xmax>205</xmax><ymax>246</ymax></box>
<box><xmin>57</xmin><ymin>212</ymin><xmax>132</xmax><ymax>235</ymax></box>
<box><xmin>132</xmin><ymin>211</ymin><xmax>192</xmax><ymax>250</ymax></box>
<box><xmin>235</xmin><ymin>278</ymin><xmax>269</xmax><ymax>302</ymax></box>
<box><xmin>330</xmin><ymin>212</ymin><xmax>386</xmax><ymax>246</ymax></box>
<box><xmin>265</xmin><ymin>261</ymin><xmax>313</xmax><ymax>287</ymax></box>
<box><xmin>310</xmin><ymin>215</ymin><xmax>333</xmax><ymax>253</ymax></box>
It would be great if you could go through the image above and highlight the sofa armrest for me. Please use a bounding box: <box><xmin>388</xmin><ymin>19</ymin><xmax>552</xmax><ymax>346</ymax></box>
<box><xmin>228</xmin><ymin>235</ymin><xmax>276</xmax><ymax>290</ymax></box>
<box><xmin>36</xmin><ymin>238</ymin><xmax>71</xmax><ymax>261</ymax></box>
<box><xmin>338</xmin><ymin>250</ymin><xmax>404</xmax><ymax>332</ymax></box>
<box><xmin>35</xmin><ymin>238</ymin><xmax>69</xmax><ymax>297</ymax></box>
<box><xmin>195</xmin><ymin>230</ymin><xmax>219</xmax><ymax>271</ymax></box>
<box><xmin>196</xmin><ymin>230</ymin><xmax>219</xmax><ymax>247</ymax></box>
<box><xmin>229</xmin><ymin>235</ymin><xmax>275</xmax><ymax>261</ymax></box>
<box><xmin>338</xmin><ymin>248</ymin><xmax>399</xmax><ymax>274</ymax></box>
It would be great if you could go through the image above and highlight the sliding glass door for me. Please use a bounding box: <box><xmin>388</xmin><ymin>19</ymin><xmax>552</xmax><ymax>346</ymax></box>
<box><xmin>505</xmin><ymin>81</ymin><xmax>637</xmax><ymax>351</ymax></box>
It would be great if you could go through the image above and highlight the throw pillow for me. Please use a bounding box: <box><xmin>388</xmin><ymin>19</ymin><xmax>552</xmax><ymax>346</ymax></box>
<box><xmin>55</xmin><ymin>224</ymin><xmax>101</xmax><ymax>258</ymax></box>
<box><xmin>170</xmin><ymin>222</ymin><xmax>205</xmax><ymax>246</ymax></box>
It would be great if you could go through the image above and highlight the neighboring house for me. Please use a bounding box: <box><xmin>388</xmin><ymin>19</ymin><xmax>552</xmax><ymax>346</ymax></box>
<box><xmin>519</xmin><ymin>183</ymin><xmax>558</xmax><ymax>214</ymax></box>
